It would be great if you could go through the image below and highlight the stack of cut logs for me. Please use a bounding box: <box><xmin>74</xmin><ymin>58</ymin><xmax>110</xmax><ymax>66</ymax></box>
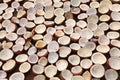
<box><xmin>0</xmin><ymin>0</ymin><xmax>120</xmax><ymax>80</ymax></box>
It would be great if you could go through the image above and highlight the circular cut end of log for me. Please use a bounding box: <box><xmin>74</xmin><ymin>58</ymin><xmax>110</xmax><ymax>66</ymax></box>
<box><xmin>9</xmin><ymin>72</ymin><xmax>25</xmax><ymax>80</ymax></box>
<box><xmin>71</xmin><ymin>66</ymin><xmax>82</xmax><ymax>75</ymax></box>
<box><xmin>108</xmin><ymin>57</ymin><xmax>120</xmax><ymax>70</ymax></box>
<box><xmin>80</xmin><ymin>59</ymin><xmax>92</xmax><ymax>69</ymax></box>
<box><xmin>45</xmin><ymin>65</ymin><xmax>57</xmax><ymax>78</ymax></box>
<box><xmin>32</xmin><ymin>64</ymin><xmax>44</xmax><ymax>74</ymax></box>
<box><xmin>109</xmin><ymin>47</ymin><xmax>120</xmax><ymax>57</ymax></box>
<box><xmin>38</xmin><ymin>57</ymin><xmax>48</xmax><ymax>67</ymax></box>
<box><xmin>19</xmin><ymin>62</ymin><xmax>31</xmax><ymax>73</ymax></box>
<box><xmin>15</xmin><ymin>54</ymin><xmax>28</xmax><ymax>63</ymax></box>
<box><xmin>58</xmin><ymin>36</ymin><xmax>70</xmax><ymax>45</ymax></box>
<box><xmin>34</xmin><ymin>75</ymin><xmax>46</xmax><ymax>80</ymax></box>
<box><xmin>0</xmin><ymin>70</ymin><xmax>7</xmax><ymax>79</ymax></box>
<box><xmin>91</xmin><ymin>52</ymin><xmax>107</xmax><ymax>64</ymax></box>
<box><xmin>72</xmin><ymin>76</ymin><xmax>85</xmax><ymax>80</ymax></box>
<box><xmin>61</xmin><ymin>69</ymin><xmax>73</xmax><ymax>80</ymax></box>
<box><xmin>47</xmin><ymin>41</ymin><xmax>59</xmax><ymax>52</ymax></box>
<box><xmin>28</xmin><ymin>54</ymin><xmax>38</xmax><ymax>64</ymax></box>
<box><xmin>48</xmin><ymin>52</ymin><xmax>59</xmax><ymax>64</ymax></box>
<box><xmin>96</xmin><ymin>45</ymin><xmax>110</xmax><ymax>53</ymax></box>
<box><xmin>0</xmin><ymin>49</ymin><xmax>14</xmax><ymax>61</ymax></box>
<box><xmin>35</xmin><ymin>40</ymin><xmax>47</xmax><ymax>49</ymax></box>
<box><xmin>90</xmin><ymin>64</ymin><xmax>105</xmax><ymax>78</ymax></box>
<box><xmin>77</xmin><ymin>47</ymin><xmax>92</xmax><ymax>58</ymax></box>
<box><xmin>2</xmin><ymin>59</ymin><xmax>16</xmax><ymax>71</ymax></box>
<box><xmin>68</xmin><ymin>55</ymin><xmax>80</xmax><ymax>65</ymax></box>
<box><xmin>105</xmin><ymin>69</ymin><xmax>118</xmax><ymax>80</ymax></box>
<box><xmin>56</xmin><ymin>59</ymin><xmax>68</xmax><ymax>71</ymax></box>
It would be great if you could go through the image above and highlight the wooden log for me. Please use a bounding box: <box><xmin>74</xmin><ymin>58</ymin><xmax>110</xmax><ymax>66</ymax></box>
<box><xmin>23</xmin><ymin>31</ymin><xmax>33</xmax><ymax>39</ymax></box>
<box><xmin>79</xmin><ymin>4</ymin><xmax>89</xmax><ymax>11</ymax></box>
<box><xmin>27</xmin><ymin>46</ymin><xmax>37</xmax><ymax>55</ymax></box>
<box><xmin>77</xmin><ymin>13</ymin><xmax>88</xmax><ymax>20</ymax></box>
<box><xmin>19</xmin><ymin>18</ymin><xmax>28</xmax><ymax>27</ymax></box>
<box><xmin>19</xmin><ymin>62</ymin><xmax>31</xmax><ymax>73</ymax></box>
<box><xmin>77</xmin><ymin>47</ymin><xmax>92</xmax><ymax>58</ymax></box>
<box><xmin>17</xmin><ymin>27</ymin><xmax>26</xmax><ymax>36</ymax></box>
<box><xmin>34</xmin><ymin>17</ymin><xmax>45</xmax><ymax>24</ymax></box>
<box><xmin>82</xmin><ymin>71</ymin><xmax>92</xmax><ymax>80</ymax></box>
<box><xmin>2</xmin><ymin>12</ymin><xmax>13</xmax><ymax>20</ymax></box>
<box><xmin>90</xmin><ymin>64</ymin><xmax>105</xmax><ymax>78</ymax></box>
<box><xmin>11</xmin><ymin>17</ymin><xmax>19</xmax><ymax>24</ymax></box>
<box><xmin>11</xmin><ymin>1</ymin><xmax>20</xmax><ymax>9</ymax></box>
<box><xmin>87</xmin><ymin>15</ymin><xmax>98</xmax><ymax>23</ymax></box>
<box><xmin>37</xmin><ymin>49</ymin><xmax>48</xmax><ymax>57</ymax></box>
<box><xmin>47</xmin><ymin>41</ymin><xmax>59</xmax><ymax>52</ymax></box>
<box><xmin>44</xmin><ymin>21</ymin><xmax>54</xmax><ymax>27</ymax></box>
<box><xmin>107</xmin><ymin>31</ymin><xmax>119</xmax><ymax>39</ymax></box>
<box><xmin>71</xmin><ymin>7</ymin><xmax>80</xmax><ymax>14</ymax></box>
<box><xmin>54</xmin><ymin>8</ymin><xmax>64</xmax><ymax>16</ymax></box>
<box><xmin>98</xmin><ymin>35</ymin><xmax>110</xmax><ymax>45</ymax></box>
<box><xmin>35</xmin><ymin>40</ymin><xmax>47</xmax><ymax>49</ymax></box>
<box><xmin>108</xmin><ymin>57</ymin><xmax>120</xmax><ymax>70</ymax></box>
<box><xmin>71</xmin><ymin>66</ymin><xmax>82</xmax><ymax>75</ymax></box>
<box><xmin>55</xmin><ymin>25</ymin><xmax>64</xmax><ymax>30</ymax></box>
<box><xmin>110</xmin><ymin>22</ymin><xmax>120</xmax><ymax>30</ymax></box>
<box><xmin>93</xmin><ymin>28</ymin><xmax>104</xmax><ymax>37</ymax></box>
<box><xmin>72</xmin><ymin>76</ymin><xmax>84</xmax><ymax>80</ymax></box>
<box><xmin>65</xmin><ymin>12</ymin><xmax>73</xmax><ymax>20</ymax></box>
<box><xmin>70</xmin><ymin>33</ymin><xmax>80</xmax><ymax>41</ymax></box>
<box><xmin>15</xmin><ymin>54</ymin><xmax>28</xmax><ymax>63</ymax></box>
<box><xmin>23</xmin><ymin>1</ymin><xmax>34</xmax><ymax>9</ymax></box>
<box><xmin>87</xmin><ymin>8</ymin><xmax>97</xmax><ymax>16</ymax></box>
<box><xmin>99</xmin><ymin>15</ymin><xmax>110</xmax><ymax>22</ymax></box>
<box><xmin>46</xmin><ymin>27</ymin><xmax>56</xmax><ymax>35</ymax></box>
<box><xmin>111</xmin><ymin>40</ymin><xmax>120</xmax><ymax>48</ymax></box>
<box><xmin>55</xmin><ymin>30</ymin><xmax>65</xmax><ymax>37</ymax></box>
<box><xmin>26</xmin><ymin>22</ymin><xmax>35</xmax><ymax>29</ymax></box>
<box><xmin>98</xmin><ymin>5</ymin><xmax>109</xmax><ymax>14</ymax></box>
<box><xmin>59</xmin><ymin>46</ymin><xmax>71</xmax><ymax>58</ymax></box>
<box><xmin>0</xmin><ymin>3</ymin><xmax>8</xmax><ymax>11</ymax></box>
<box><xmin>17</xmin><ymin>9</ymin><xmax>26</xmax><ymax>18</ymax></box>
<box><xmin>87</xmin><ymin>23</ymin><xmax>97</xmax><ymax>31</ymax></box>
<box><xmin>56</xmin><ymin>59</ymin><xmax>68</xmax><ymax>71</ymax></box>
<box><xmin>24</xmin><ymin>41</ymin><xmax>31</xmax><ymax>50</ymax></box>
<box><xmin>105</xmin><ymin>69</ymin><xmax>118</xmax><ymax>80</ymax></box>
<box><xmin>0</xmin><ymin>70</ymin><xmax>7</xmax><ymax>79</ymax></box>
<box><xmin>79</xmin><ymin>37</ymin><xmax>88</xmax><ymax>47</ymax></box>
<box><xmin>9</xmin><ymin>72</ymin><xmax>25</xmax><ymax>80</ymax></box>
<box><xmin>63</xmin><ymin>26</ymin><xmax>73</xmax><ymax>35</ymax></box>
<box><xmin>110</xmin><ymin>4</ymin><xmax>120</xmax><ymax>12</ymax></box>
<box><xmin>54</xmin><ymin>2</ymin><xmax>63</xmax><ymax>8</ymax></box>
<box><xmin>32</xmin><ymin>34</ymin><xmax>43</xmax><ymax>41</ymax></box>
<box><xmin>36</xmin><ymin>10</ymin><xmax>45</xmax><ymax>16</ymax></box>
<box><xmin>111</xmin><ymin>12</ymin><xmax>120</xmax><ymax>21</ymax></box>
<box><xmin>84</xmin><ymin>41</ymin><xmax>96</xmax><ymax>51</ymax></box>
<box><xmin>43</xmin><ymin>33</ymin><xmax>52</xmax><ymax>44</ymax></box>
<box><xmin>35</xmin><ymin>24</ymin><xmax>46</xmax><ymax>34</ymax></box>
<box><xmin>6</xmin><ymin>33</ymin><xmax>18</xmax><ymax>41</ymax></box>
<box><xmin>2</xmin><ymin>42</ymin><xmax>13</xmax><ymax>49</ymax></box>
<box><xmin>45</xmin><ymin>65</ymin><xmax>57</xmax><ymax>78</ymax></box>
<box><xmin>28</xmin><ymin>54</ymin><xmax>38</xmax><ymax>64</ymax></box>
<box><xmin>0</xmin><ymin>49</ymin><xmax>14</xmax><ymax>61</ymax></box>
<box><xmin>50</xmin><ymin>77</ymin><xmax>60</xmax><ymax>80</ymax></box>
<box><xmin>2</xmin><ymin>59</ymin><xmax>16</xmax><ymax>71</ymax></box>
<box><xmin>15</xmin><ymin>37</ymin><xmax>25</xmax><ymax>45</ymax></box>
<box><xmin>54</xmin><ymin>16</ymin><xmax>65</xmax><ymax>24</ymax></box>
<box><xmin>98</xmin><ymin>22</ymin><xmax>109</xmax><ymax>31</ymax></box>
<box><xmin>96</xmin><ymin>45</ymin><xmax>110</xmax><ymax>53</ymax></box>
<box><xmin>48</xmin><ymin>52</ymin><xmax>59</xmax><ymax>64</ymax></box>
<box><xmin>69</xmin><ymin>43</ymin><xmax>80</xmax><ymax>51</ymax></box>
<box><xmin>27</xmin><ymin>13</ymin><xmax>36</xmax><ymax>21</ymax></box>
<box><xmin>0</xmin><ymin>61</ymin><xmax>3</xmax><ymax>67</ymax></box>
<box><xmin>91</xmin><ymin>52</ymin><xmax>107</xmax><ymax>64</ymax></box>
<box><xmin>44</xmin><ymin>11</ymin><xmax>54</xmax><ymax>20</ymax></box>
<box><xmin>80</xmin><ymin>59</ymin><xmax>92</xmax><ymax>69</ymax></box>
<box><xmin>65</xmin><ymin>19</ymin><xmax>76</xmax><ymax>27</ymax></box>
<box><xmin>80</xmin><ymin>28</ymin><xmax>93</xmax><ymax>39</ymax></box>
<box><xmin>77</xmin><ymin>20</ymin><xmax>87</xmax><ymax>29</ymax></box>
<box><xmin>58</xmin><ymin>36</ymin><xmax>70</xmax><ymax>45</ymax></box>
<box><xmin>68</xmin><ymin>55</ymin><xmax>80</xmax><ymax>66</ymax></box>
<box><xmin>2</xmin><ymin>20</ymin><xmax>11</xmax><ymax>28</ymax></box>
<box><xmin>5</xmin><ymin>7</ymin><xmax>14</xmax><ymax>13</ymax></box>
<box><xmin>32</xmin><ymin>64</ymin><xmax>44</xmax><ymax>74</ymax></box>
<box><xmin>12</xmin><ymin>44</ymin><xmax>23</xmax><ymax>53</ymax></box>
<box><xmin>90</xmin><ymin>1</ymin><xmax>100</xmax><ymax>8</ymax></box>
<box><xmin>60</xmin><ymin>69</ymin><xmax>73</xmax><ymax>80</ymax></box>
<box><xmin>38</xmin><ymin>57</ymin><xmax>48</xmax><ymax>66</ymax></box>
<box><xmin>109</xmin><ymin>47</ymin><xmax>120</xmax><ymax>57</ymax></box>
<box><xmin>71</xmin><ymin>0</ymin><xmax>81</xmax><ymax>7</ymax></box>
<box><xmin>34</xmin><ymin>75</ymin><xmax>46</xmax><ymax>80</ymax></box>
